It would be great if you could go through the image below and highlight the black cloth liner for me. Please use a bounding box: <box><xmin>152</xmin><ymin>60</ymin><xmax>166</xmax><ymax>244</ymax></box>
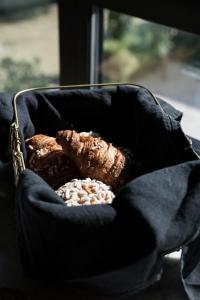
<box><xmin>0</xmin><ymin>85</ymin><xmax>200</xmax><ymax>299</ymax></box>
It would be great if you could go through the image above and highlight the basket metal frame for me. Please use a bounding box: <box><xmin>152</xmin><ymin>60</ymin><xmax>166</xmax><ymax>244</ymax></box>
<box><xmin>10</xmin><ymin>82</ymin><xmax>199</xmax><ymax>184</ymax></box>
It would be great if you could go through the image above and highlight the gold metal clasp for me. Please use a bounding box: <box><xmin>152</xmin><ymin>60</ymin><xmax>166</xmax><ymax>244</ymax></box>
<box><xmin>10</xmin><ymin>122</ymin><xmax>25</xmax><ymax>184</ymax></box>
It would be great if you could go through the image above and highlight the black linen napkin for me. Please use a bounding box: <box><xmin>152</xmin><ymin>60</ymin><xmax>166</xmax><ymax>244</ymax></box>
<box><xmin>0</xmin><ymin>85</ymin><xmax>200</xmax><ymax>299</ymax></box>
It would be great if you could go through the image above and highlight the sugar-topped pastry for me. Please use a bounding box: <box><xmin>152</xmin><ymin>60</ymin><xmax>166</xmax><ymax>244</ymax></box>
<box><xmin>55</xmin><ymin>178</ymin><xmax>115</xmax><ymax>206</ymax></box>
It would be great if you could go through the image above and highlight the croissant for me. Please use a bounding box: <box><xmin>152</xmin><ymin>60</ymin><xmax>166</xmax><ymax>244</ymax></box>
<box><xmin>26</xmin><ymin>134</ymin><xmax>79</xmax><ymax>188</ymax></box>
<box><xmin>56</xmin><ymin>130</ymin><xmax>133</xmax><ymax>190</ymax></box>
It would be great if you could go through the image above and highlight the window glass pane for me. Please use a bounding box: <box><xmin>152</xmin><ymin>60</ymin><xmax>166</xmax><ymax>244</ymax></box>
<box><xmin>0</xmin><ymin>1</ymin><xmax>59</xmax><ymax>91</ymax></box>
<box><xmin>101</xmin><ymin>9</ymin><xmax>200</xmax><ymax>139</ymax></box>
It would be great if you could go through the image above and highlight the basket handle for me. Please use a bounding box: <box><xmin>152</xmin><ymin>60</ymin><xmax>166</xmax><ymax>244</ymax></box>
<box><xmin>9</xmin><ymin>82</ymin><xmax>191</xmax><ymax>184</ymax></box>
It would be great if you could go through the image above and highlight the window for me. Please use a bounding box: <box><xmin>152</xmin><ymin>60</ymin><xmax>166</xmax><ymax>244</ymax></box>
<box><xmin>98</xmin><ymin>9</ymin><xmax>200</xmax><ymax>139</ymax></box>
<box><xmin>0</xmin><ymin>1</ymin><xmax>59</xmax><ymax>91</ymax></box>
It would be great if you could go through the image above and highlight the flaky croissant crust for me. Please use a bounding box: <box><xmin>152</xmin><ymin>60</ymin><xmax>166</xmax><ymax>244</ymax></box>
<box><xmin>26</xmin><ymin>134</ymin><xmax>63</xmax><ymax>171</ymax></box>
<box><xmin>56</xmin><ymin>130</ymin><xmax>132</xmax><ymax>189</ymax></box>
<box><xmin>25</xmin><ymin>134</ymin><xmax>79</xmax><ymax>188</ymax></box>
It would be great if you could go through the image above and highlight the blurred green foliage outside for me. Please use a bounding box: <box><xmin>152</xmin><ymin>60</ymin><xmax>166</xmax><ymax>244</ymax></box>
<box><xmin>0</xmin><ymin>57</ymin><xmax>57</xmax><ymax>91</ymax></box>
<box><xmin>102</xmin><ymin>10</ymin><xmax>200</xmax><ymax>82</ymax></box>
<box><xmin>0</xmin><ymin>1</ymin><xmax>58</xmax><ymax>92</ymax></box>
